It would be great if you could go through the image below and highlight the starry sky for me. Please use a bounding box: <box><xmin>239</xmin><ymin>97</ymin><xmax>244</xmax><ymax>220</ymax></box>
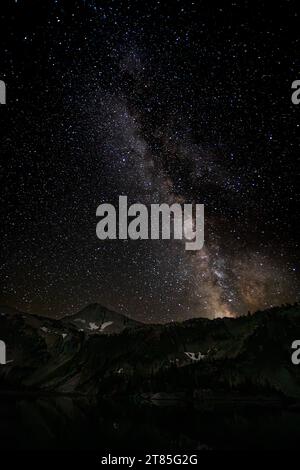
<box><xmin>0</xmin><ymin>0</ymin><xmax>299</xmax><ymax>322</ymax></box>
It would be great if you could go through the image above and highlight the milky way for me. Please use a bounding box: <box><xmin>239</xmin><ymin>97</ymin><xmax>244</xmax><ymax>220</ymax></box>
<box><xmin>0</xmin><ymin>1</ymin><xmax>299</xmax><ymax>321</ymax></box>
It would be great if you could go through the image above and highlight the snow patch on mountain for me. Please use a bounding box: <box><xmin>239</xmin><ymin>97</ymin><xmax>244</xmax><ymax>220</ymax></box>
<box><xmin>184</xmin><ymin>352</ymin><xmax>206</xmax><ymax>361</ymax></box>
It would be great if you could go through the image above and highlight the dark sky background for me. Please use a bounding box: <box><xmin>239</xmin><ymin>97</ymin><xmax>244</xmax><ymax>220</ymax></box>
<box><xmin>0</xmin><ymin>0</ymin><xmax>299</xmax><ymax>322</ymax></box>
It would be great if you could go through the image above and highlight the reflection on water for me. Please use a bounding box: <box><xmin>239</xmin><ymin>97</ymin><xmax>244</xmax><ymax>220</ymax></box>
<box><xmin>0</xmin><ymin>395</ymin><xmax>300</xmax><ymax>450</ymax></box>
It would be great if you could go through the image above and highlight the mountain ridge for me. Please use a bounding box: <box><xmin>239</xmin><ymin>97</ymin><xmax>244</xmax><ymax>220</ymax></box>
<box><xmin>1</xmin><ymin>303</ymin><xmax>300</xmax><ymax>401</ymax></box>
<box><xmin>64</xmin><ymin>302</ymin><xmax>142</xmax><ymax>334</ymax></box>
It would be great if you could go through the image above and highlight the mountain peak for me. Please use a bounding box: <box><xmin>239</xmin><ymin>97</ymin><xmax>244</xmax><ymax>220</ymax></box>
<box><xmin>65</xmin><ymin>303</ymin><xmax>141</xmax><ymax>334</ymax></box>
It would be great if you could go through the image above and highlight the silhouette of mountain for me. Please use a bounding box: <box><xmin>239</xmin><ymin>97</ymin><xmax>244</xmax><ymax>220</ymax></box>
<box><xmin>0</xmin><ymin>303</ymin><xmax>300</xmax><ymax>402</ymax></box>
<box><xmin>65</xmin><ymin>303</ymin><xmax>142</xmax><ymax>334</ymax></box>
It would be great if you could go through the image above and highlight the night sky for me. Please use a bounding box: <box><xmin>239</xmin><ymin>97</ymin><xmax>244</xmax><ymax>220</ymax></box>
<box><xmin>0</xmin><ymin>0</ymin><xmax>299</xmax><ymax>322</ymax></box>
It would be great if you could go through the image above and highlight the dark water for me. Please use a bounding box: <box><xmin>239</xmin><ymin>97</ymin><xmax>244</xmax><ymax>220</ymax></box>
<box><xmin>1</xmin><ymin>395</ymin><xmax>300</xmax><ymax>450</ymax></box>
